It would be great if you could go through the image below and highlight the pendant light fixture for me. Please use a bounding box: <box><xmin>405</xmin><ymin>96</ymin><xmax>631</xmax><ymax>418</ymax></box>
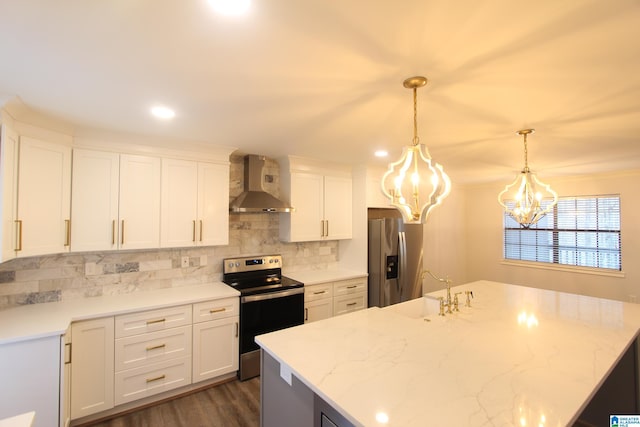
<box><xmin>381</xmin><ymin>76</ymin><xmax>451</xmax><ymax>224</ymax></box>
<box><xmin>498</xmin><ymin>129</ymin><xmax>558</xmax><ymax>228</ymax></box>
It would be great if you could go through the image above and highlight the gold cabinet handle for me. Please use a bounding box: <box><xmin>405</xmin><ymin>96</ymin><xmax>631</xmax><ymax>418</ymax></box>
<box><xmin>146</xmin><ymin>343</ymin><xmax>166</xmax><ymax>351</ymax></box>
<box><xmin>313</xmin><ymin>290</ymin><xmax>326</xmax><ymax>295</ymax></box>
<box><xmin>235</xmin><ymin>322</ymin><xmax>239</xmax><ymax>338</ymax></box>
<box><xmin>15</xmin><ymin>220</ymin><xmax>23</xmax><ymax>251</ymax></box>
<box><xmin>146</xmin><ymin>318</ymin><xmax>166</xmax><ymax>325</ymax></box>
<box><xmin>347</xmin><ymin>302</ymin><xmax>357</xmax><ymax>307</ymax></box>
<box><xmin>209</xmin><ymin>308</ymin><xmax>226</xmax><ymax>314</ymax></box>
<box><xmin>326</xmin><ymin>220</ymin><xmax>329</xmax><ymax>237</ymax></box>
<box><xmin>199</xmin><ymin>220</ymin><xmax>203</xmax><ymax>242</ymax></box>
<box><xmin>346</xmin><ymin>285</ymin><xmax>357</xmax><ymax>289</ymax></box>
<box><xmin>64</xmin><ymin>219</ymin><xmax>71</xmax><ymax>246</ymax></box>
<box><xmin>112</xmin><ymin>220</ymin><xmax>116</xmax><ymax>245</ymax></box>
<box><xmin>146</xmin><ymin>374</ymin><xmax>166</xmax><ymax>383</ymax></box>
<box><xmin>121</xmin><ymin>220</ymin><xmax>125</xmax><ymax>245</ymax></box>
<box><xmin>192</xmin><ymin>220</ymin><xmax>196</xmax><ymax>242</ymax></box>
<box><xmin>304</xmin><ymin>307</ymin><xmax>308</xmax><ymax>321</ymax></box>
<box><xmin>320</xmin><ymin>220</ymin><xmax>325</xmax><ymax>237</ymax></box>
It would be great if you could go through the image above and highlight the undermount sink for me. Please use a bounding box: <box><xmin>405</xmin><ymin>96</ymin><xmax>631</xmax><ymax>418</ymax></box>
<box><xmin>385</xmin><ymin>295</ymin><xmax>442</xmax><ymax>319</ymax></box>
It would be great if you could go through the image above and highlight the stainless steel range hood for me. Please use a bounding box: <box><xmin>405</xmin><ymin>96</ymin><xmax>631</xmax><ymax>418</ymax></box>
<box><xmin>230</xmin><ymin>155</ymin><xmax>294</xmax><ymax>213</ymax></box>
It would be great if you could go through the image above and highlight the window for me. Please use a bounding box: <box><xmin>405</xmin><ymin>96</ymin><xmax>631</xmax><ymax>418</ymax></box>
<box><xmin>504</xmin><ymin>195</ymin><xmax>621</xmax><ymax>270</ymax></box>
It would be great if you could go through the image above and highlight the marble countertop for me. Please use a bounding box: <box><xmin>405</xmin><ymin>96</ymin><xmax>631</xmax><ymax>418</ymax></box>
<box><xmin>283</xmin><ymin>269</ymin><xmax>367</xmax><ymax>286</ymax></box>
<box><xmin>256</xmin><ymin>280</ymin><xmax>640</xmax><ymax>427</ymax></box>
<box><xmin>0</xmin><ymin>282</ymin><xmax>239</xmax><ymax>345</ymax></box>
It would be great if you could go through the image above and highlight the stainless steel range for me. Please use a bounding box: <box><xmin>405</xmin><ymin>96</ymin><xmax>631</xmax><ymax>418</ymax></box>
<box><xmin>222</xmin><ymin>254</ymin><xmax>304</xmax><ymax>381</ymax></box>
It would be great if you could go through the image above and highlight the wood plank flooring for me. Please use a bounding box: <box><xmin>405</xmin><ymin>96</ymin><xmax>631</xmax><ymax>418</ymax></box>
<box><xmin>87</xmin><ymin>378</ymin><xmax>260</xmax><ymax>427</ymax></box>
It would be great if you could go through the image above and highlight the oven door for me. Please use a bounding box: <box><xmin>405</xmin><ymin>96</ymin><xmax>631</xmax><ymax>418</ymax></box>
<box><xmin>239</xmin><ymin>287</ymin><xmax>304</xmax><ymax>380</ymax></box>
<box><xmin>241</xmin><ymin>287</ymin><xmax>304</xmax><ymax>354</ymax></box>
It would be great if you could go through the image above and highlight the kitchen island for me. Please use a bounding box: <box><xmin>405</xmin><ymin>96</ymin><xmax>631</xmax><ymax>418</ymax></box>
<box><xmin>256</xmin><ymin>280</ymin><xmax>640</xmax><ymax>426</ymax></box>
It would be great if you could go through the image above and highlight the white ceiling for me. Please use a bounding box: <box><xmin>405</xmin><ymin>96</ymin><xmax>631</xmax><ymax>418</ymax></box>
<box><xmin>1</xmin><ymin>0</ymin><xmax>639</xmax><ymax>184</ymax></box>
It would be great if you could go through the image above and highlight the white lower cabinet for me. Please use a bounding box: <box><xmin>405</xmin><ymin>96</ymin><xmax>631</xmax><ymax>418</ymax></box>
<box><xmin>66</xmin><ymin>297</ymin><xmax>240</xmax><ymax>421</ymax></box>
<box><xmin>303</xmin><ymin>277</ymin><xmax>367</xmax><ymax>323</ymax></box>
<box><xmin>192</xmin><ymin>298</ymin><xmax>239</xmax><ymax>382</ymax></box>
<box><xmin>304</xmin><ymin>282</ymin><xmax>333</xmax><ymax>323</ymax></box>
<box><xmin>114</xmin><ymin>356</ymin><xmax>192</xmax><ymax>406</ymax></box>
<box><xmin>70</xmin><ymin>317</ymin><xmax>115</xmax><ymax>420</ymax></box>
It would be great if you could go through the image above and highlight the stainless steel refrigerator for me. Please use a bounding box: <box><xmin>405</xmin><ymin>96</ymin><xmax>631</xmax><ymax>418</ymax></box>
<box><xmin>368</xmin><ymin>217</ymin><xmax>424</xmax><ymax>307</ymax></box>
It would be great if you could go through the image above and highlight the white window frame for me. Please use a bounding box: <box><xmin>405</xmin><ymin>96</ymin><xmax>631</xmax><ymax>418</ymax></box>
<box><xmin>503</xmin><ymin>194</ymin><xmax>622</xmax><ymax>273</ymax></box>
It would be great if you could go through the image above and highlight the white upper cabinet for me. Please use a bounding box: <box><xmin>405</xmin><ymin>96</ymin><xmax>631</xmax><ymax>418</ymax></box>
<box><xmin>16</xmin><ymin>136</ymin><xmax>71</xmax><ymax>258</ymax></box>
<box><xmin>0</xmin><ymin>123</ymin><xmax>18</xmax><ymax>263</ymax></box>
<box><xmin>160</xmin><ymin>159</ymin><xmax>228</xmax><ymax>248</ymax></box>
<box><xmin>279</xmin><ymin>156</ymin><xmax>352</xmax><ymax>242</ymax></box>
<box><xmin>71</xmin><ymin>149</ymin><xmax>120</xmax><ymax>252</ymax></box>
<box><xmin>71</xmin><ymin>150</ymin><xmax>161</xmax><ymax>251</ymax></box>
<box><xmin>197</xmin><ymin>162</ymin><xmax>229</xmax><ymax>246</ymax></box>
<box><xmin>119</xmin><ymin>154</ymin><xmax>161</xmax><ymax>250</ymax></box>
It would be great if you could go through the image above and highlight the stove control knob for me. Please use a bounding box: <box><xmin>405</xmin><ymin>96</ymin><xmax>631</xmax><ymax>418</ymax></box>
<box><xmin>235</xmin><ymin>262</ymin><xmax>240</xmax><ymax>267</ymax></box>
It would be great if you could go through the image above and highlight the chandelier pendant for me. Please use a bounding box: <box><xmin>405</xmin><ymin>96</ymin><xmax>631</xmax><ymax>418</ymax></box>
<box><xmin>381</xmin><ymin>76</ymin><xmax>451</xmax><ymax>224</ymax></box>
<box><xmin>497</xmin><ymin>129</ymin><xmax>558</xmax><ymax>228</ymax></box>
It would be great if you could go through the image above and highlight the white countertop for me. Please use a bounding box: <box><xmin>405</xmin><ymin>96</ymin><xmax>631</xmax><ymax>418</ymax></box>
<box><xmin>283</xmin><ymin>269</ymin><xmax>367</xmax><ymax>285</ymax></box>
<box><xmin>0</xmin><ymin>282</ymin><xmax>239</xmax><ymax>345</ymax></box>
<box><xmin>256</xmin><ymin>280</ymin><xmax>640</xmax><ymax>427</ymax></box>
<box><xmin>0</xmin><ymin>412</ymin><xmax>34</xmax><ymax>427</ymax></box>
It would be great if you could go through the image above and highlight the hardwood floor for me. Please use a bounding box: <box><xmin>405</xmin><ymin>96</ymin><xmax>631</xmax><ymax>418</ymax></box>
<box><xmin>87</xmin><ymin>377</ymin><xmax>260</xmax><ymax>427</ymax></box>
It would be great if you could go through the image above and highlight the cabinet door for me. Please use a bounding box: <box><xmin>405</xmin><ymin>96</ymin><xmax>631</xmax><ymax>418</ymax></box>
<box><xmin>197</xmin><ymin>162</ymin><xmax>229</xmax><ymax>246</ymax></box>
<box><xmin>323</xmin><ymin>175</ymin><xmax>352</xmax><ymax>240</ymax></box>
<box><xmin>16</xmin><ymin>137</ymin><xmax>71</xmax><ymax>257</ymax></box>
<box><xmin>0</xmin><ymin>124</ymin><xmax>17</xmax><ymax>262</ymax></box>
<box><xmin>304</xmin><ymin>298</ymin><xmax>333</xmax><ymax>323</ymax></box>
<box><xmin>70</xmin><ymin>317</ymin><xmax>115</xmax><ymax>420</ymax></box>
<box><xmin>192</xmin><ymin>317</ymin><xmax>239</xmax><ymax>383</ymax></box>
<box><xmin>288</xmin><ymin>173</ymin><xmax>324</xmax><ymax>242</ymax></box>
<box><xmin>161</xmin><ymin>158</ymin><xmax>198</xmax><ymax>248</ymax></box>
<box><xmin>119</xmin><ymin>154</ymin><xmax>161</xmax><ymax>250</ymax></box>
<box><xmin>71</xmin><ymin>149</ymin><xmax>120</xmax><ymax>251</ymax></box>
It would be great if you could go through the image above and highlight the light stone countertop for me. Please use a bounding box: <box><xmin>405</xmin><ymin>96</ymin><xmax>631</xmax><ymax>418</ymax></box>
<box><xmin>0</xmin><ymin>412</ymin><xmax>34</xmax><ymax>427</ymax></box>
<box><xmin>283</xmin><ymin>269</ymin><xmax>367</xmax><ymax>286</ymax></box>
<box><xmin>0</xmin><ymin>282</ymin><xmax>239</xmax><ymax>345</ymax></box>
<box><xmin>256</xmin><ymin>280</ymin><xmax>640</xmax><ymax>427</ymax></box>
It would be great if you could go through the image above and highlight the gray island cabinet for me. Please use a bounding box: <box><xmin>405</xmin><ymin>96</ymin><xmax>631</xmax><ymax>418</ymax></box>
<box><xmin>256</xmin><ymin>280</ymin><xmax>640</xmax><ymax>427</ymax></box>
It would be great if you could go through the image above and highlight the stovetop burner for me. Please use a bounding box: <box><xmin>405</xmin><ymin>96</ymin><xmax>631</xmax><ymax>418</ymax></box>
<box><xmin>222</xmin><ymin>254</ymin><xmax>303</xmax><ymax>296</ymax></box>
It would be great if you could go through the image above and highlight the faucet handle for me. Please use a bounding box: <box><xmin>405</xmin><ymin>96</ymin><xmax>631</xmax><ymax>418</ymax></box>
<box><xmin>465</xmin><ymin>290</ymin><xmax>474</xmax><ymax>307</ymax></box>
<box><xmin>453</xmin><ymin>292</ymin><xmax>462</xmax><ymax>311</ymax></box>
<box><xmin>437</xmin><ymin>297</ymin><xmax>445</xmax><ymax>316</ymax></box>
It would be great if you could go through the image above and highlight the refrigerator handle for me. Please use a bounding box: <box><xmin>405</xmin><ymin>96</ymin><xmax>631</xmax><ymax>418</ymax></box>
<box><xmin>398</xmin><ymin>231</ymin><xmax>407</xmax><ymax>293</ymax></box>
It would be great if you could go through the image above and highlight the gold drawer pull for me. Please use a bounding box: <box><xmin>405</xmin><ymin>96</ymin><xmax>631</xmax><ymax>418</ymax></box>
<box><xmin>146</xmin><ymin>343</ymin><xmax>166</xmax><ymax>351</ymax></box>
<box><xmin>313</xmin><ymin>290</ymin><xmax>326</xmax><ymax>295</ymax></box>
<box><xmin>146</xmin><ymin>318</ymin><xmax>166</xmax><ymax>325</ymax></box>
<box><xmin>146</xmin><ymin>374</ymin><xmax>166</xmax><ymax>383</ymax></box>
<box><xmin>346</xmin><ymin>302</ymin><xmax>357</xmax><ymax>307</ymax></box>
<box><xmin>209</xmin><ymin>308</ymin><xmax>226</xmax><ymax>314</ymax></box>
<box><xmin>346</xmin><ymin>285</ymin><xmax>357</xmax><ymax>289</ymax></box>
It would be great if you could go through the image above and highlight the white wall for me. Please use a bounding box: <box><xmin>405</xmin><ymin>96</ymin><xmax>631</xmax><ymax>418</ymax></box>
<box><xmin>422</xmin><ymin>183</ymin><xmax>467</xmax><ymax>293</ymax></box>
<box><xmin>464</xmin><ymin>170</ymin><xmax>640</xmax><ymax>302</ymax></box>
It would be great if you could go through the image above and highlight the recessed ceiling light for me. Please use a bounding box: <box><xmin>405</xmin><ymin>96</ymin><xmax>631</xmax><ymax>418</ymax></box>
<box><xmin>208</xmin><ymin>0</ymin><xmax>250</xmax><ymax>15</ymax></box>
<box><xmin>150</xmin><ymin>105</ymin><xmax>175</xmax><ymax>120</ymax></box>
<box><xmin>374</xmin><ymin>150</ymin><xmax>388</xmax><ymax>158</ymax></box>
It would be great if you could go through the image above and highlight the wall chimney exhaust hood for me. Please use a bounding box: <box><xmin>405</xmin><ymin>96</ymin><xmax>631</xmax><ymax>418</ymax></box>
<box><xmin>230</xmin><ymin>155</ymin><xmax>294</xmax><ymax>213</ymax></box>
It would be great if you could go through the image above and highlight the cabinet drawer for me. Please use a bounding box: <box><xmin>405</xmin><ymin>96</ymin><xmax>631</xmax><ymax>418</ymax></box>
<box><xmin>192</xmin><ymin>297</ymin><xmax>238</xmax><ymax>324</ymax></box>
<box><xmin>304</xmin><ymin>283</ymin><xmax>333</xmax><ymax>302</ymax></box>
<box><xmin>333</xmin><ymin>278</ymin><xmax>367</xmax><ymax>296</ymax></box>
<box><xmin>114</xmin><ymin>356</ymin><xmax>192</xmax><ymax>406</ymax></box>
<box><xmin>115</xmin><ymin>325</ymin><xmax>192</xmax><ymax>372</ymax></box>
<box><xmin>115</xmin><ymin>305</ymin><xmax>192</xmax><ymax>338</ymax></box>
<box><xmin>333</xmin><ymin>292</ymin><xmax>367</xmax><ymax>316</ymax></box>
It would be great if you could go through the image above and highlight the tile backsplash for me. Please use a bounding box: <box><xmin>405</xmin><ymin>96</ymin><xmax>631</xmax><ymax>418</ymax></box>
<box><xmin>0</xmin><ymin>155</ymin><xmax>339</xmax><ymax>310</ymax></box>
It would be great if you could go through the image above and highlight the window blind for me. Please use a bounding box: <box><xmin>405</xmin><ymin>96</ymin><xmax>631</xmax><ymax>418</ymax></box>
<box><xmin>504</xmin><ymin>195</ymin><xmax>621</xmax><ymax>270</ymax></box>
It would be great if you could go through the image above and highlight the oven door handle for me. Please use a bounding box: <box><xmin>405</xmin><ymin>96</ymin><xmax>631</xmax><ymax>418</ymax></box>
<box><xmin>241</xmin><ymin>287</ymin><xmax>304</xmax><ymax>303</ymax></box>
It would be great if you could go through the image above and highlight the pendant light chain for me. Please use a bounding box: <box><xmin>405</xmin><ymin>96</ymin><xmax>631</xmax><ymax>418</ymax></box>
<box><xmin>522</xmin><ymin>132</ymin><xmax>529</xmax><ymax>172</ymax></box>
<box><xmin>412</xmin><ymin>87</ymin><xmax>419</xmax><ymax>146</ymax></box>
